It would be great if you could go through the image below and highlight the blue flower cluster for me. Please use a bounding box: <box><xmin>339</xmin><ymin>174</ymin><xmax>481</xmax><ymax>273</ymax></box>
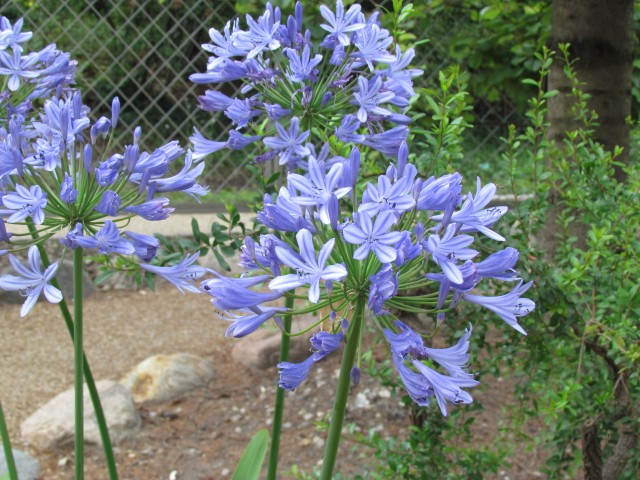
<box><xmin>0</xmin><ymin>17</ymin><xmax>77</xmax><ymax>125</ymax></box>
<box><xmin>0</xmin><ymin>19</ymin><xmax>207</xmax><ymax>316</ymax></box>
<box><xmin>197</xmin><ymin>136</ymin><xmax>534</xmax><ymax>414</ymax></box>
<box><xmin>189</xmin><ymin>0</ymin><xmax>422</xmax><ymax>167</ymax></box>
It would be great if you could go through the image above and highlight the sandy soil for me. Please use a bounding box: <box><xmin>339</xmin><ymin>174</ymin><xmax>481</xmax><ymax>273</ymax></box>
<box><xmin>0</xmin><ymin>283</ymin><xmax>547</xmax><ymax>479</ymax></box>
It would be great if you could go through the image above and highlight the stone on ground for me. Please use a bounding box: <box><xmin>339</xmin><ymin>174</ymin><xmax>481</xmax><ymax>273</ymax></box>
<box><xmin>231</xmin><ymin>325</ymin><xmax>315</xmax><ymax>370</ymax></box>
<box><xmin>0</xmin><ymin>449</ymin><xmax>40</xmax><ymax>480</ymax></box>
<box><xmin>20</xmin><ymin>380</ymin><xmax>140</xmax><ymax>451</ymax></box>
<box><xmin>121</xmin><ymin>353</ymin><xmax>215</xmax><ymax>404</ymax></box>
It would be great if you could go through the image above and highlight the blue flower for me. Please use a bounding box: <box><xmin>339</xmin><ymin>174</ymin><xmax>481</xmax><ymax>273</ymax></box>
<box><xmin>0</xmin><ymin>245</ymin><xmax>62</xmax><ymax>317</ymax></box>
<box><xmin>269</xmin><ymin>229</ymin><xmax>347</xmax><ymax>303</ymax></box>
<box><xmin>386</xmin><ymin>322</ymin><xmax>479</xmax><ymax>415</ymax></box>
<box><xmin>319</xmin><ymin>0</ymin><xmax>365</xmax><ymax>46</ymax></box>
<box><xmin>476</xmin><ymin>247</ymin><xmax>519</xmax><ymax>281</ymax></box>
<box><xmin>277</xmin><ymin>327</ymin><xmax>344</xmax><ymax>390</ymax></box>
<box><xmin>410</xmin><ymin>358</ymin><xmax>479</xmax><ymax>416</ymax></box>
<box><xmin>353</xmin><ymin>75</ymin><xmax>395</xmax><ymax>122</ymax></box>
<box><xmin>360</xmin><ymin>125</ymin><xmax>409</xmax><ymax>157</ymax></box>
<box><xmin>123</xmin><ymin>197</ymin><xmax>174</xmax><ymax>221</ymax></box>
<box><xmin>237</xmin><ymin>11</ymin><xmax>281</xmax><ymax>59</ymax></box>
<box><xmin>140</xmin><ymin>252</ymin><xmax>205</xmax><ymax>294</ymax></box>
<box><xmin>124</xmin><ymin>231</ymin><xmax>160</xmax><ymax>263</ymax></box>
<box><xmin>416</xmin><ymin>173</ymin><xmax>463</xmax><ymax>216</ymax></box>
<box><xmin>432</xmin><ymin>178</ymin><xmax>507</xmax><ymax>241</ymax></box>
<box><xmin>0</xmin><ymin>217</ymin><xmax>12</xmax><ymax>242</ymax></box>
<box><xmin>201</xmin><ymin>274</ymin><xmax>282</xmax><ymax>311</ymax></box>
<box><xmin>2</xmin><ymin>184</ymin><xmax>47</xmax><ymax>224</ymax></box>
<box><xmin>225</xmin><ymin>98</ymin><xmax>258</xmax><ymax>128</ymax></box>
<box><xmin>257</xmin><ymin>187</ymin><xmax>317</xmax><ymax>233</ymax></box>
<box><xmin>222</xmin><ymin>306</ymin><xmax>284</xmax><ymax>338</ymax></box>
<box><xmin>287</xmin><ymin>156</ymin><xmax>351</xmax><ymax>224</ymax></box>
<box><xmin>59</xmin><ymin>173</ymin><xmax>78</xmax><ymax>204</ymax></box>
<box><xmin>95</xmin><ymin>190</ymin><xmax>121</xmax><ymax>216</ymax></box>
<box><xmin>190</xmin><ymin>58</ymin><xmax>248</xmax><ymax>84</ymax></box>
<box><xmin>263</xmin><ymin>117</ymin><xmax>311</xmax><ymax>166</ymax></box>
<box><xmin>351</xmin><ymin>23</ymin><xmax>395</xmax><ymax>71</ymax></box>
<box><xmin>277</xmin><ymin>356</ymin><xmax>315</xmax><ymax>390</ymax></box>
<box><xmin>284</xmin><ymin>45</ymin><xmax>322</xmax><ymax>83</ymax></box>
<box><xmin>0</xmin><ymin>49</ymin><xmax>39</xmax><ymax>91</ymax></box>
<box><xmin>198</xmin><ymin>90</ymin><xmax>234</xmax><ymax>112</ymax></box>
<box><xmin>342</xmin><ymin>211</ymin><xmax>403</xmax><ymax>263</ymax></box>
<box><xmin>463</xmin><ymin>280</ymin><xmax>534</xmax><ymax>335</ymax></box>
<box><xmin>75</xmin><ymin>220</ymin><xmax>135</xmax><ymax>255</ymax></box>
<box><xmin>423</xmin><ymin>225</ymin><xmax>478</xmax><ymax>285</ymax></box>
<box><xmin>0</xmin><ymin>17</ymin><xmax>33</xmax><ymax>51</ymax></box>
<box><xmin>359</xmin><ymin>173</ymin><xmax>415</xmax><ymax>217</ymax></box>
<box><xmin>368</xmin><ymin>264</ymin><xmax>398</xmax><ymax>314</ymax></box>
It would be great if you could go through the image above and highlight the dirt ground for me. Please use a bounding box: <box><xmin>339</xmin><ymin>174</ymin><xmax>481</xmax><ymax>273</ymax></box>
<box><xmin>0</xmin><ymin>281</ymin><xmax>548</xmax><ymax>479</ymax></box>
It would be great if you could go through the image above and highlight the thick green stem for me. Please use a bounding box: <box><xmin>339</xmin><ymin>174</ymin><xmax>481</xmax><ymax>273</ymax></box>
<box><xmin>319</xmin><ymin>297</ymin><xmax>365</xmax><ymax>480</ymax></box>
<box><xmin>0</xmin><ymin>400</ymin><xmax>18</xmax><ymax>480</ymax></box>
<box><xmin>266</xmin><ymin>294</ymin><xmax>295</xmax><ymax>480</ymax></box>
<box><xmin>27</xmin><ymin>226</ymin><xmax>119</xmax><ymax>480</ymax></box>
<box><xmin>73</xmin><ymin>248</ymin><xmax>84</xmax><ymax>480</ymax></box>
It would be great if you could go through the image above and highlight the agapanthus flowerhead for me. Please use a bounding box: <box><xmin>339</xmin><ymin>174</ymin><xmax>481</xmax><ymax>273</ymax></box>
<box><xmin>190</xmin><ymin>0</ymin><xmax>421</xmax><ymax>164</ymax></box>
<box><xmin>195</xmin><ymin>98</ymin><xmax>533</xmax><ymax>415</ymax></box>
<box><xmin>0</xmin><ymin>245</ymin><xmax>62</xmax><ymax>317</ymax></box>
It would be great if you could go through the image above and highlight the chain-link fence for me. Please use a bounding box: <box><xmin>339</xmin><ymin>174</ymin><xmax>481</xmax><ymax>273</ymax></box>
<box><xmin>2</xmin><ymin>0</ymin><xmax>523</xmax><ymax>197</ymax></box>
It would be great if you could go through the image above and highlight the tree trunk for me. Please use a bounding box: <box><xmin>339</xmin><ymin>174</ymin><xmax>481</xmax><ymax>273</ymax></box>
<box><xmin>547</xmin><ymin>0</ymin><xmax>635</xmax><ymax>182</ymax></box>
<box><xmin>582</xmin><ymin>418</ymin><xmax>602</xmax><ymax>480</ymax></box>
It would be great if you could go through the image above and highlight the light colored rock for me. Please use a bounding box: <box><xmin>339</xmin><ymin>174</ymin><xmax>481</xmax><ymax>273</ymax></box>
<box><xmin>121</xmin><ymin>353</ymin><xmax>215</xmax><ymax>404</ymax></box>
<box><xmin>20</xmin><ymin>380</ymin><xmax>140</xmax><ymax>451</ymax></box>
<box><xmin>231</xmin><ymin>328</ymin><xmax>312</xmax><ymax>370</ymax></box>
<box><xmin>0</xmin><ymin>449</ymin><xmax>40</xmax><ymax>480</ymax></box>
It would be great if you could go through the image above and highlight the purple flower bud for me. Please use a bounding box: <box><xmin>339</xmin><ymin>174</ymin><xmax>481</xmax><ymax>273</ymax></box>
<box><xmin>321</xmin><ymin>91</ymin><xmax>332</xmax><ymax>107</ymax></box>
<box><xmin>91</xmin><ymin>116</ymin><xmax>111</xmax><ymax>144</ymax></box>
<box><xmin>61</xmin><ymin>223</ymin><xmax>83</xmax><ymax>249</ymax></box>
<box><xmin>328</xmin><ymin>193</ymin><xmax>339</xmax><ymax>230</ymax></box>
<box><xmin>60</xmin><ymin>173</ymin><xmax>78</xmax><ymax>204</ymax></box>
<box><xmin>125</xmin><ymin>231</ymin><xmax>159</xmax><ymax>262</ymax></box>
<box><xmin>330</xmin><ymin>43</ymin><xmax>346</xmax><ymax>64</ymax></box>
<box><xmin>133</xmin><ymin>126</ymin><xmax>142</xmax><ymax>145</ymax></box>
<box><xmin>198</xmin><ymin>90</ymin><xmax>233</xmax><ymax>112</ymax></box>
<box><xmin>60</xmin><ymin>105</ymin><xmax>69</xmax><ymax>142</ymax></box>
<box><xmin>124</xmin><ymin>144</ymin><xmax>139</xmax><ymax>172</ymax></box>
<box><xmin>95</xmin><ymin>190</ymin><xmax>121</xmax><ymax>216</ymax></box>
<box><xmin>83</xmin><ymin>144</ymin><xmax>92</xmax><ymax>172</ymax></box>
<box><xmin>111</xmin><ymin>96</ymin><xmax>120</xmax><ymax>129</ymax></box>
<box><xmin>295</xmin><ymin>1</ymin><xmax>303</xmax><ymax>30</ymax></box>
<box><xmin>0</xmin><ymin>217</ymin><xmax>12</xmax><ymax>242</ymax></box>
<box><xmin>397</xmin><ymin>141</ymin><xmax>408</xmax><ymax>177</ymax></box>
<box><xmin>73</xmin><ymin>90</ymin><xmax>83</xmax><ymax>118</ymax></box>
<box><xmin>350</xmin><ymin>366</ymin><xmax>361</xmax><ymax>385</ymax></box>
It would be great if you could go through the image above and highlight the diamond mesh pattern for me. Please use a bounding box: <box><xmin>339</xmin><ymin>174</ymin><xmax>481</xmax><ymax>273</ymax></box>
<box><xmin>3</xmin><ymin>1</ymin><xmax>522</xmax><ymax>195</ymax></box>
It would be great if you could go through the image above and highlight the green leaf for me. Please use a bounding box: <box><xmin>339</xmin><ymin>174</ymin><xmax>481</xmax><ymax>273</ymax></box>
<box><xmin>191</xmin><ymin>217</ymin><xmax>201</xmax><ymax>240</ymax></box>
<box><xmin>213</xmin><ymin>248</ymin><xmax>230</xmax><ymax>271</ymax></box>
<box><xmin>231</xmin><ymin>429</ymin><xmax>269</xmax><ymax>480</ymax></box>
<box><xmin>479</xmin><ymin>5</ymin><xmax>501</xmax><ymax>20</ymax></box>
